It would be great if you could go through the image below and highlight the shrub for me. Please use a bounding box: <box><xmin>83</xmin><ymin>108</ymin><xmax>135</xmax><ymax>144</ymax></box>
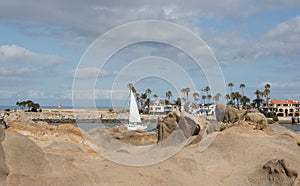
<box><xmin>272</xmin><ymin>115</ymin><xmax>279</xmax><ymax>121</ymax></box>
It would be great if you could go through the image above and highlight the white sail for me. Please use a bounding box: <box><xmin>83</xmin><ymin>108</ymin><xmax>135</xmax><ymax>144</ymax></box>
<box><xmin>129</xmin><ymin>90</ymin><xmax>141</xmax><ymax>123</ymax></box>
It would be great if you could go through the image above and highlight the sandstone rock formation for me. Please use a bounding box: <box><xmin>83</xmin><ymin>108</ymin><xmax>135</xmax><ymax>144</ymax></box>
<box><xmin>0</xmin><ymin>109</ymin><xmax>300</xmax><ymax>185</ymax></box>
<box><xmin>4</xmin><ymin>111</ymin><xmax>48</xmax><ymax>129</ymax></box>
<box><xmin>223</xmin><ymin>106</ymin><xmax>246</xmax><ymax>123</ymax></box>
<box><xmin>157</xmin><ymin>111</ymin><xmax>202</xmax><ymax>143</ymax></box>
<box><xmin>215</xmin><ymin>104</ymin><xmax>270</xmax><ymax>132</ymax></box>
<box><xmin>2</xmin><ymin>132</ymin><xmax>52</xmax><ymax>176</ymax></box>
<box><xmin>0</xmin><ymin>127</ymin><xmax>9</xmax><ymax>183</ymax></box>
<box><xmin>105</xmin><ymin>126</ymin><xmax>156</xmax><ymax>146</ymax></box>
<box><xmin>262</xmin><ymin>159</ymin><xmax>298</xmax><ymax>185</ymax></box>
<box><xmin>245</xmin><ymin>112</ymin><xmax>268</xmax><ymax>130</ymax></box>
<box><xmin>157</xmin><ymin>112</ymin><xmax>180</xmax><ymax>142</ymax></box>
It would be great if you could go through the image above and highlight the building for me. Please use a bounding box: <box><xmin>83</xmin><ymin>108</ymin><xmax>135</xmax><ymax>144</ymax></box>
<box><xmin>262</xmin><ymin>99</ymin><xmax>300</xmax><ymax>117</ymax></box>
<box><xmin>149</xmin><ymin>102</ymin><xmax>176</xmax><ymax>114</ymax></box>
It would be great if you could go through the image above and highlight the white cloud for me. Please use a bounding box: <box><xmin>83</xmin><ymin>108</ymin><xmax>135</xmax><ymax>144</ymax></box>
<box><xmin>1</xmin><ymin>0</ymin><xmax>299</xmax><ymax>41</ymax></box>
<box><xmin>0</xmin><ymin>45</ymin><xmax>67</xmax><ymax>65</ymax></box>
<box><xmin>211</xmin><ymin>15</ymin><xmax>300</xmax><ymax>64</ymax></box>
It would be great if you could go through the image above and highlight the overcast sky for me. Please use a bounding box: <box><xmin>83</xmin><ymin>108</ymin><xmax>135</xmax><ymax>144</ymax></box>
<box><xmin>1</xmin><ymin>0</ymin><xmax>300</xmax><ymax>107</ymax></box>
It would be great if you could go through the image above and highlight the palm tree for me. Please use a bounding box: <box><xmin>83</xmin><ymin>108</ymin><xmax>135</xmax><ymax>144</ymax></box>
<box><xmin>228</xmin><ymin>82</ymin><xmax>234</xmax><ymax>93</ymax></box>
<box><xmin>239</xmin><ymin>83</ymin><xmax>246</xmax><ymax>96</ymax></box>
<box><xmin>145</xmin><ymin>88</ymin><xmax>152</xmax><ymax>97</ymax></box>
<box><xmin>193</xmin><ymin>92</ymin><xmax>199</xmax><ymax>103</ymax></box>
<box><xmin>228</xmin><ymin>82</ymin><xmax>234</xmax><ymax>103</ymax></box>
<box><xmin>264</xmin><ymin>89</ymin><xmax>270</xmax><ymax>101</ymax></box>
<box><xmin>165</xmin><ymin>91</ymin><xmax>173</xmax><ymax>101</ymax></box>
<box><xmin>139</xmin><ymin>93</ymin><xmax>147</xmax><ymax>109</ymax></box>
<box><xmin>241</xmin><ymin>96</ymin><xmax>250</xmax><ymax>109</ymax></box>
<box><xmin>175</xmin><ymin>97</ymin><xmax>182</xmax><ymax>111</ymax></box>
<box><xmin>181</xmin><ymin>88</ymin><xmax>190</xmax><ymax>101</ymax></box>
<box><xmin>254</xmin><ymin>90</ymin><xmax>262</xmax><ymax>109</ymax></box>
<box><xmin>204</xmin><ymin>86</ymin><xmax>210</xmax><ymax>96</ymax></box>
<box><xmin>265</xmin><ymin>83</ymin><xmax>271</xmax><ymax>90</ymax></box>
<box><xmin>234</xmin><ymin>91</ymin><xmax>242</xmax><ymax>109</ymax></box>
<box><xmin>153</xmin><ymin>94</ymin><xmax>158</xmax><ymax>101</ymax></box>
<box><xmin>127</xmin><ymin>83</ymin><xmax>136</xmax><ymax>93</ymax></box>
<box><xmin>225</xmin><ymin>94</ymin><xmax>231</xmax><ymax>104</ymax></box>
<box><xmin>213</xmin><ymin>93</ymin><xmax>221</xmax><ymax>103</ymax></box>
<box><xmin>230</xmin><ymin>92</ymin><xmax>236</xmax><ymax>105</ymax></box>
<box><xmin>134</xmin><ymin>92</ymin><xmax>140</xmax><ymax>108</ymax></box>
<box><xmin>202</xmin><ymin>95</ymin><xmax>207</xmax><ymax>105</ymax></box>
<box><xmin>264</xmin><ymin>83</ymin><xmax>271</xmax><ymax>101</ymax></box>
<box><xmin>207</xmin><ymin>94</ymin><xmax>212</xmax><ymax>104</ymax></box>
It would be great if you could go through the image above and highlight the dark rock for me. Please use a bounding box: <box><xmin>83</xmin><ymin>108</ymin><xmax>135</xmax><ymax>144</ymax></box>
<box><xmin>157</xmin><ymin>112</ymin><xmax>179</xmax><ymax>142</ymax></box>
<box><xmin>215</xmin><ymin>104</ymin><xmax>226</xmax><ymax>122</ymax></box>
<box><xmin>157</xmin><ymin>112</ymin><xmax>203</xmax><ymax>145</ymax></box>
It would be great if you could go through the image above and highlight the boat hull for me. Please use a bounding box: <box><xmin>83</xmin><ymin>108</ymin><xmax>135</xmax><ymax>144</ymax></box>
<box><xmin>126</xmin><ymin>123</ymin><xmax>147</xmax><ymax>131</ymax></box>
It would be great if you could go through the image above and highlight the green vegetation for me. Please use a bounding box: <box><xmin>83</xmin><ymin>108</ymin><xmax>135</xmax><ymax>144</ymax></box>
<box><xmin>16</xmin><ymin>100</ymin><xmax>41</xmax><ymax>112</ymax></box>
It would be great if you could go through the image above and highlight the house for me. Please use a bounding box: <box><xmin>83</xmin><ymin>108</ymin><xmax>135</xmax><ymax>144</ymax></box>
<box><xmin>262</xmin><ymin>99</ymin><xmax>300</xmax><ymax>117</ymax></box>
<box><xmin>149</xmin><ymin>103</ymin><xmax>176</xmax><ymax>114</ymax></box>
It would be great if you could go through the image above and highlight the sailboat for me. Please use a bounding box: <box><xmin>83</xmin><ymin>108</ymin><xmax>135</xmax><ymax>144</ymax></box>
<box><xmin>126</xmin><ymin>90</ymin><xmax>147</xmax><ymax>131</ymax></box>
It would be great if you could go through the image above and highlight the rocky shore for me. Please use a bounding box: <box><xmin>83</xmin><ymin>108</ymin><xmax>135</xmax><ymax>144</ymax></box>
<box><xmin>0</xmin><ymin>109</ymin><xmax>160</xmax><ymax>124</ymax></box>
<box><xmin>0</xmin><ymin>106</ymin><xmax>299</xmax><ymax>185</ymax></box>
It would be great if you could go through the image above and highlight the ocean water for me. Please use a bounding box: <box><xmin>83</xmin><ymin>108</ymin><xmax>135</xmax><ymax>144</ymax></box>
<box><xmin>281</xmin><ymin>124</ymin><xmax>300</xmax><ymax>132</ymax></box>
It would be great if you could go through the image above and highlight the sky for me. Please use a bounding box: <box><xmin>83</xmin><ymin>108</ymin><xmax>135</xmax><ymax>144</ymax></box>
<box><xmin>0</xmin><ymin>0</ymin><xmax>300</xmax><ymax>107</ymax></box>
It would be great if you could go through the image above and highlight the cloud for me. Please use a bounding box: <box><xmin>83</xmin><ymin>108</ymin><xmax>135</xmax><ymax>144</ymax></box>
<box><xmin>0</xmin><ymin>45</ymin><xmax>67</xmax><ymax>65</ymax></box>
<box><xmin>0</xmin><ymin>45</ymin><xmax>68</xmax><ymax>78</ymax></box>
<box><xmin>211</xmin><ymin>15</ymin><xmax>300</xmax><ymax>64</ymax></box>
<box><xmin>1</xmin><ymin>0</ymin><xmax>299</xmax><ymax>41</ymax></box>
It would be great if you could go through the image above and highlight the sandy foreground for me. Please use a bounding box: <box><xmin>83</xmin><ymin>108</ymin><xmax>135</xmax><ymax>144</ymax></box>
<box><xmin>0</xmin><ymin>111</ymin><xmax>300</xmax><ymax>185</ymax></box>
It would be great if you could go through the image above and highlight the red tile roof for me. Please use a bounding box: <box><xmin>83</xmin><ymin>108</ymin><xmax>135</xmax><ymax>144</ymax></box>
<box><xmin>269</xmin><ymin>99</ymin><xmax>300</xmax><ymax>105</ymax></box>
<box><xmin>287</xmin><ymin>100</ymin><xmax>300</xmax><ymax>105</ymax></box>
<box><xmin>270</xmin><ymin>100</ymin><xmax>290</xmax><ymax>104</ymax></box>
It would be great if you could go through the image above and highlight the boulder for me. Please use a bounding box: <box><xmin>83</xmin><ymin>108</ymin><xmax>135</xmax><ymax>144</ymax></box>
<box><xmin>157</xmin><ymin>111</ymin><xmax>203</xmax><ymax>144</ymax></box>
<box><xmin>0</xmin><ymin>127</ymin><xmax>9</xmax><ymax>182</ymax></box>
<box><xmin>223</xmin><ymin>106</ymin><xmax>246</xmax><ymax>123</ymax></box>
<box><xmin>157</xmin><ymin>112</ymin><xmax>180</xmax><ymax>142</ymax></box>
<box><xmin>245</xmin><ymin>113</ymin><xmax>268</xmax><ymax>130</ymax></box>
<box><xmin>262</xmin><ymin>159</ymin><xmax>297</xmax><ymax>185</ymax></box>
<box><xmin>2</xmin><ymin>132</ymin><xmax>52</xmax><ymax>175</ymax></box>
<box><xmin>215</xmin><ymin>104</ymin><xmax>226</xmax><ymax>122</ymax></box>
<box><xmin>178</xmin><ymin>112</ymin><xmax>200</xmax><ymax>138</ymax></box>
